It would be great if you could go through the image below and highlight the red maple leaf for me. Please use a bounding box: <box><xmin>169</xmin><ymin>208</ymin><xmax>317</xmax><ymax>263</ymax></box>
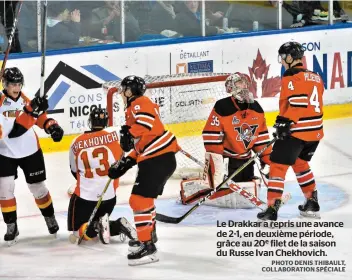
<box><xmin>248</xmin><ymin>50</ymin><xmax>281</xmax><ymax>98</ymax></box>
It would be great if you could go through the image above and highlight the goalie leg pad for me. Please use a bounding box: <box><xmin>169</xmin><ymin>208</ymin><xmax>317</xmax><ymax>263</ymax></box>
<box><xmin>180</xmin><ymin>178</ymin><xmax>260</xmax><ymax>209</ymax></box>
<box><xmin>204</xmin><ymin>152</ymin><xmax>225</xmax><ymax>187</ymax></box>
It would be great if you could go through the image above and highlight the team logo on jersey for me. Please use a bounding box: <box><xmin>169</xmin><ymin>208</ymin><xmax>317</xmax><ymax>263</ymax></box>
<box><xmin>3</xmin><ymin>98</ymin><xmax>11</xmax><ymax>106</ymax></box>
<box><xmin>232</xmin><ymin>116</ymin><xmax>240</xmax><ymax>124</ymax></box>
<box><xmin>235</xmin><ymin>123</ymin><xmax>258</xmax><ymax>149</ymax></box>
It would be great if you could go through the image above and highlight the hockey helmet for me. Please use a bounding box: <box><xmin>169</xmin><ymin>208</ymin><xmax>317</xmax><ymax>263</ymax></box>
<box><xmin>120</xmin><ymin>75</ymin><xmax>146</xmax><ymax>96</ymax></box>
<box><xmin>88</xmin><ymin>107</ymin><xmax>109</xmax><ymax>130</ymax></box>
<box><xmin>225</xmin><ymin>72</ymin><xmax>254</xmax><ymax>103</ymax></box>
<box><xmin>3</xmin><ymin>67</ymin><xmax>24</xmax><ymax>87</ymax></box>
<box><xmin>278</xmin><ymin>41</ymin><xmax>304</xmax><ymax>63</ymax></box>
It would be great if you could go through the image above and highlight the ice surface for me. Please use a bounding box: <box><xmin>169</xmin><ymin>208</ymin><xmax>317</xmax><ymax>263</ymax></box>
<box><xmin>0</xmin><ymin>118</ymin><xmax>351</xmax><ymax>280</ymax></box>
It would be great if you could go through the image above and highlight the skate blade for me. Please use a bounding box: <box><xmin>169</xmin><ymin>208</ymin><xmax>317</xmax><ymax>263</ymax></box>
<box><xmin>128</xmin><ymin>253</ymin><xmax>159</xmax><ymax>266</ymax></box>
<box><xmin>7</xmin><ymin>236</ymin><xmax>19</xmax><ymax>247</ymax></box>
<box><xmin>300</xmin><ymin>211</ymin><xmax>321</xmax><ymax>219</ymax></box>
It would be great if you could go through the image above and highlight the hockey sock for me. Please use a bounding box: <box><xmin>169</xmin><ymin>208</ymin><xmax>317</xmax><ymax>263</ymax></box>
<box><xmin>0</xmin><ymin>198</ymin><xmax>17</xmax><ymax>224</ymax></box>
<box><xmin>292</xmin><ymin>158</ymin><xmax>316</xmax><ymax>199</ymax></box>
<box><xmin>35</xmin><ymin>192</ymin><xmax>54</xmax><ymax>217</ymax></box>
<box><xmin>267</xmin><ymin>163</ymin><xmax>289</xmax><ymax>206</ymax></box>
<box><xmin>109</xmin><ymin>220</ymin><xmax>121</xmax><ymax>236</ymax></box>
<box><xmin>129</xmin><ymin>194</ymin><xmax>154</xmax><ymax>242</ymax></box>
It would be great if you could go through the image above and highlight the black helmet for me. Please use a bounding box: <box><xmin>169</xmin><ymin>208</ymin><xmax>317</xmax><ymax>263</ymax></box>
<box><xmin>3</xmin><ymin>67</ymin><xmax>24</xmax><ymax>85</ymax></box>
<box><xmin>121</xmin><ymin>75</ymin><xmax>146</xmax><ymax>96</ymax></box>
<box><xmin>278</xmin><ymin>41</ymin><xmax>304</xmax><ymax>61</ymax></box>
<box><xmin>88</xmin><ymin>107</ymin><xmax>109</xmax><ymax>130</ymax></box>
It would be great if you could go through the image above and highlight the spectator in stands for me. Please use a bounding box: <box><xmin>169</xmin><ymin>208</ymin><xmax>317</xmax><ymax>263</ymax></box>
<box><xmin>0</xmin><ymin>1</ymin><xmax>21</xmax><ymax>52</ymax></box>
<box><xmin>90</xmin><ymin>1</ymin><xmax>141</xmax><ymax>42</ymax></box>
<box><xmin>127</xmin><ymin>1</ymin><xmax>153</xmax><ymax>34</ymax></box>
<box><xmin>149</xmin><ymin>1</ymin><xmax>177</xmax><ymax>34</ymax></box>
<box><xmin>68</xmin><ymin>1</ymin><xmax>102</xmax><ymax>36</ymax></box>
<box><xmin>18</xmin><ymin>1</ymin><xmax>37</xmax><ymax>52</ymax></box>
<box><xmin>282</xmin><ymin>0</ymin><xmax>348</xmax><ymax>28</ymax></box>
<box><xmin>46</xmin><ymin>3</ymin><xmax>81</xmax><ymax>50</ymax></box>
<box><xmin>175</xmin><ymin>0</ymin><xmax>224</xmax><ymax>37</ymax></box>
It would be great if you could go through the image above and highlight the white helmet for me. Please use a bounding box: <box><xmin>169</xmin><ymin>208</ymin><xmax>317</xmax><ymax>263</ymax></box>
<box><xmin>225</xmin><ymin>72</ymin><xmax>254</xmax><ymax>103</ymax></box>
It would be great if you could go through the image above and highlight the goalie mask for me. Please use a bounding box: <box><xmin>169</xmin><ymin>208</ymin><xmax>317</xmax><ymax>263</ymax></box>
<box><xmin>225</xmin><ymin>73</ymin><xmax>254</xmax><ymax>103</ymax></box>
<box><xmin>88</xmin><ymin>107</ymin><xmax>109</xmax><ymax>130</ymax></box>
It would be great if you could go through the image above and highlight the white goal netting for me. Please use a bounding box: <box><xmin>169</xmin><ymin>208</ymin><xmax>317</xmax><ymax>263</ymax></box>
<box><xmin>103</xmin><ymin>73</ymin><xmax>230</xmax><ymax>178</ymax></box>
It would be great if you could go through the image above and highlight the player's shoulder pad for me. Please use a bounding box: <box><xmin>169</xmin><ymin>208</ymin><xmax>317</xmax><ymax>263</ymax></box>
<box><xmin>283</xmin><ymin>67</ymin><xmax>308</xmax><ymax>77</ymax></box>
<box><xmin>249</xmin><ymin>100</ymin><xmax>264</xmax><ymax>114</ymax></box>
<box><xmin>214</xmin><ymin>96</ymin><xmax>238</xmax><ymax>116</ymax></box>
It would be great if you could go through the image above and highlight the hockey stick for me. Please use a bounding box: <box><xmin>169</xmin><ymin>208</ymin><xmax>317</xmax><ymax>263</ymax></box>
<box><xmin>76</xmin><ymin>155</ymin><xmax>124</xmax><ymax>245</ymax></box>
<box><xmin>0</xmin><ymin>1</ymin><xmax>23</xmax><ymax>81</ymax></box>
<box><xmin>76</xmin><ymin>178</ymin><xmax>112</xmax><ymax>244</ymax></box>
<box><xmin>39</xmin><ymin>0</ymin><xmax>47</xmax><ymax>98</ymax></box>
<box><xmin>156</xmin><ymin>138</ymin><xmax>277</xmax><ymax>224</ymax></box>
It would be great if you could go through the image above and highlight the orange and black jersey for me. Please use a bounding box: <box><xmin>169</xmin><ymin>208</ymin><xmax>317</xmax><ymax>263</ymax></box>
<box><xmin>280</xmin><ymin>65</ymin><xmax>324</xmax><ymax>141</ymax></box>
<box><xmin>125</xmin><ymin>96</ymin><xmax>179</xmax><ymax>163</ymax></box>
<box><xmin>202</xmin><ymin>97</ymin><xmax>271</xmax><ymax>163</ymax></box>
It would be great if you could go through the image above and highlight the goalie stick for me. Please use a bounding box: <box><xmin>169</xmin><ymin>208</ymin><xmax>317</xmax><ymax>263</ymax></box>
<box><xmin>156</xmin><ymin>138</ymin><xmax>277</xmax><ymax>224</ymax></box>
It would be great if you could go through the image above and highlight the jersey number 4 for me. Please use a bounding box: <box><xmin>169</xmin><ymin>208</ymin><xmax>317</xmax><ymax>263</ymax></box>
<box><xmin>310</xmin><ymin>86</ymin><xmax>320</xmax><ymax>113</ymax></box>
<box><xmin>288</xmin><ymin>81</ymin><xmax>321</xmax><ymax>113</ymax></box>
<box><xmin>80</xmin><ymin>147</ymin><xmax>110</xmax><ymax>178</ymax></box>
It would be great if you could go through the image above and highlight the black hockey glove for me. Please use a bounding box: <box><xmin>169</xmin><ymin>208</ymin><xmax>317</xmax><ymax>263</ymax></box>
<box><xmin>44</xmin><ymin>119</ymin><xmax>64</xmax><ymax>142</ymax></box>
<box><xmin>120</xmin><ymin>125</ymin><xmax>134</xmax><ymax>152</ymax></box>
<box><xmin>108</xmin><ymin>156</ymin><xmax>137</xmax><ymax>179</ymax></box>
<box><xmin>24</xmin><ymin>96</ymin><xmax>49</xmax><ymax>117</ymax></box>
<box><xmin>273</xmin><ymin>116</ymin><xmax>292</xmax><ymax>140</ymax></box>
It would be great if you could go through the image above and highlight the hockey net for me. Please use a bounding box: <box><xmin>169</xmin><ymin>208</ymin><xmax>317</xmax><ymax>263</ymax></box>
<box><xmin>104</xmin><ymin>73</ymin><xmax>230</xmax><ymax>178</ymax></box>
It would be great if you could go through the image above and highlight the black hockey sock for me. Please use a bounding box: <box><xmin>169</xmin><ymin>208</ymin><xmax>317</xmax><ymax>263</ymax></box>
<box><xmin>2</xmin><ymin>210</ymin><xmax>17</xmax><ymax>224</ymax></box>
<box><xmin>38</xmin><ymin>203</ymin><xmax>54</xmax><ymax>217</ymax></box>
<box><xmin>109</xmin><ymin>220</ymin><xmax>121</xmax><ymax>236</ymax></box>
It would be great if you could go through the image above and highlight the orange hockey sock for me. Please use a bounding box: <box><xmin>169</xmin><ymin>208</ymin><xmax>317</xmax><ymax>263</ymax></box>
<box><xmin>129</xmin><ymin>194</ymin><xmax>154</xmax><ymax>242</ymax></box>
<box><xmin>267</xmin><ymin>163</ymin><xmax>289</xmax><ymax>206</ymax></box>
<box><xmin>292</xmin><ymin>158</ymin><xmax>316</xmax><ymax>198</ymax></box>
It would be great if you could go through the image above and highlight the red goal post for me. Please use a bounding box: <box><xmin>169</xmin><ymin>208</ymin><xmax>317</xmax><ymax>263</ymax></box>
<box><xmin>104</xmin><ymin>73</ymin><xmax>231</xmax><ymax>177</ymax></box>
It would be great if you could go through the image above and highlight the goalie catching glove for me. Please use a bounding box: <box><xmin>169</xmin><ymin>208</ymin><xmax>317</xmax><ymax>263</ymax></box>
<box><xmin>108</xmin><ymin>156</ymin><xmax>137</xmax><ymax>179</ymax></box>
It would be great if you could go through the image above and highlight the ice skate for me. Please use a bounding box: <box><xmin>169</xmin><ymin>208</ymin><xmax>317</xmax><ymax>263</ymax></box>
<box><xmin>128</xmin><ymin>240</ymin><xmax>159</xmax><ymax>266</ymax></box>
<box><xmin>115</xmin><ymin>217</ymin><xmax>137</xmax><ymax>241</ymax></box>
<box><xmin>4</xmin><ymin>222</ymin><xmax>19</xmax><ymax>246</ymax></box>
<box><xmin>128</xmin><ymin>224</ymin><xmax>157</xmax><ymax>253</ymax></box>
<box><xmin>97</xmin><ymin>213</ymin><xmax>110</xmax><ymax>244</ymax></box>
<box><xmin>44</xmin><ymin>215</ymin><xmax>59</xmax><ymax>235</ymax></box>
<box><xmin>257</xmin><ymin>199</ymin><xmax>281</xmax><ymax>221</ymax></box>
<box><xmin>299</xmin><ymin>190</ymin><xmax>320</xmax><ymax>219</ymax></box>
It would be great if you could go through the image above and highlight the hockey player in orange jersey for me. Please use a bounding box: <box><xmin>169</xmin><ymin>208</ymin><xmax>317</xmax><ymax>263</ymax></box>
<box><xmin>180</xmin><ymin>72</ymin><xmax>272</xmax><ymax>208</ymax></box>
<box><xmin>0</xmin><ymin>68</ymin><xmax>64</xmax><ymax>245</ymax></box>
<box><xmin>108</xmin><ymin>75</ymin><xmax>179</xmax><ymax>266</ymax></box>
<box><xmin>68</xmin><ymin>108</ymin><xmax>137</xmax><ymax>244</ymax></box>
<box><xmin>257</xmin><ymin>41</ymin><xmax>324</xmax><ymax>221</ymax></box>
